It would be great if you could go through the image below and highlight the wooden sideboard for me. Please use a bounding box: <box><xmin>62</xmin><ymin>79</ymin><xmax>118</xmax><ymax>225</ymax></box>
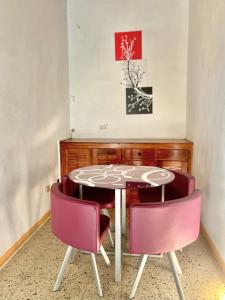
<box><xmin>60</xmin><ymin>139</ymin><xmax>193</xmax><ymax>177</ymax></box>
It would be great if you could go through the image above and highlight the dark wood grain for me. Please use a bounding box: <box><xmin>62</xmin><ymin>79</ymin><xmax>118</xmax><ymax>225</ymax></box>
<box><xmin>60</xmin><ymin>139</ymin><xmax>193</xmax><ymax>177</ymax></box>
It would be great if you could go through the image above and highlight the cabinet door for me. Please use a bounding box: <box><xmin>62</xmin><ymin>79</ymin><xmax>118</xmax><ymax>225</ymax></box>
<box><xmin>92</xmin><ymin>148</ymin><xmax>122</xmax><ymax>165</ymax></box>
<box><xmin>61</xmin><ymin>148</ymin><xmax>91</xmax><ymax>175</ymax></box>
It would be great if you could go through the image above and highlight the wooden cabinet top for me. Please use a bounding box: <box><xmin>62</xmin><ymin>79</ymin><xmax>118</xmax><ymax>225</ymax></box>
<box><xmin>60</xmin><ymin>138</ymin><xmax>193</xmax><ymax>175</ymax></box>
<box><xmin>60</xmin><ymin>138</ymin><xmax>193</xmax><ymax>149</ymax></box>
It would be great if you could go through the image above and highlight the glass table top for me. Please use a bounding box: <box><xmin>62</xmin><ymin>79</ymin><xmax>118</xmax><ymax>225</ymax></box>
<box><xmin>68</xmin><ymin>164</ymin><xmax>175</xmax><ymax>189</ymax></box>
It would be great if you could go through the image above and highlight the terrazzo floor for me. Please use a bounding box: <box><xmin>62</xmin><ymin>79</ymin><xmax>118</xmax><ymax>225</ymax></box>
<box><xmin>0</xmin><ymin>220</ymin><xmax>225</xmax><ymax>300</ymax></box>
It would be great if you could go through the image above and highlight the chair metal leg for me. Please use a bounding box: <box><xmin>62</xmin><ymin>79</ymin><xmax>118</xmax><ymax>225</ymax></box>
<box><xmin>172</xmin><ymin>251</ymin><xmax>182</xmax><ymax>275</ymax></box>
<box><xmin>136</xmin><ymin>255</ymin><xmax>143</xmax><ymax>269</ymax></box>
<box><xmin>161</xmin><ymin>184</ymin><xmax>165</xmax><ymax>202</ymax></box>
<box><xmin>108</xmin><ymin>228</ymin><xmax>114</xmax><ymax>248</ymax></box>
<box><xmin>53</xmin><ymin>246</ymin><xmax>74</xmax><ymax>291</ymax></box>
<box><xmin>101</xmin><ymin>209</ymin><xmax>114</xmax><ymax>247</ymax></box>
<box><xmin>99</xmin><ymin>245</ymin><xmax>111</xmax><ymax>266</ymax></box>
<box><xmin>79</xmin><ymin>184</ymin><xmax>83</xmax><ymax>199</ymax></box>
<box><xmin>129</xmin><ymin>254</ymin><xmax>148</xmax><ymax>298</ymax></box>
<box><xmin>168</xmin><ymin>252</ymin><xmax>185</xmax><ymax>300</ymax></box>
<box><xmin>69</xmin><ymin>248</ymin><xmax>77</xmax><ymax>264</ymax></box>
<box><xmin>91</xmin><ymin>253</ymin><xmax>103</xmax><ymax>297</ymax></box>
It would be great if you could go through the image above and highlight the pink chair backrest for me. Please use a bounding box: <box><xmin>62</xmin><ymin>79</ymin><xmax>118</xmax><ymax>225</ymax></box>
<box><xmin>61</xmin><ymin>175</ymin><xmax>79</xmax><ymax>197</ymax></box>
<box><xmin>129</xmin><ymin>189</ymin><xmax>201</xmax><ymax>254</ymax></box>
<box><xmin>167</xmin><ymin>169</ymin><xmax>195</xmax><ymax>197</ymax></box>
<box><xmin>51</xmin><ymin>182</ymin><xmax>100</xmax><ymax>253</ymax></box>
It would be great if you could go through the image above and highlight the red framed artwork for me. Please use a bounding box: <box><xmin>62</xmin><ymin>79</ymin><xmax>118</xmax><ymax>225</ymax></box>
<box><xmin>114</xmin><ymin>31</ymin><xmax>142</xmax><ymax>61</ymax></box>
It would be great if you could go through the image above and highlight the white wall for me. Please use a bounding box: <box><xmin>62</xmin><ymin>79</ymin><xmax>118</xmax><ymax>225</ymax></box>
<box><xmin>187</xmin><ymin>0</ymin><xmax>225</xmax><ymax>262</ymax></box>
<box><xmin>67</xmin><ymin>0</ymin><xmax>189</xmax><ymax>138</ymax></box>
<box><xmin>0</xmin><ymin>0</ymin><xmax>70</xmax><ymax>257</ymax></box>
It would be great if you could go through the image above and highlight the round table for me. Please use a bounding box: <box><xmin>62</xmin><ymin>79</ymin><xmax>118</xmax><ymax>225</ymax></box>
<box><xmin>69</xmin><ymin>164</ymin><xmax>175</xmax><ymax>281</ymax></box>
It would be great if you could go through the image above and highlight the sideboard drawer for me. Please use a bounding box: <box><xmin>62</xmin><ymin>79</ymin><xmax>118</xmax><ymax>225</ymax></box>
<box><xmin>155</xmin><ymin>149</ymin><xmax>188</xmax><ymax>161</ymax></box>
<box><xmin>124</xmin><ymin>149</ymin><xmax>155</xmax><ymax>160</ymax></box>
<box><xmin>157</xmin><ymin>160</ymin><xmax>188</xmax><ymax>172</ymax></box>
<box><xmin>124</xmin><ymin>159</ymin><xmax>155</xmax><ymax>166</ymax></box>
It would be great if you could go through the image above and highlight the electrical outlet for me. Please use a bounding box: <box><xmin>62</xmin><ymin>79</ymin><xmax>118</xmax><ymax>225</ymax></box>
<box><xmin>99</xmin><ymin>123</ymin><xmax>108</xmax><ymax>130</ymax></box>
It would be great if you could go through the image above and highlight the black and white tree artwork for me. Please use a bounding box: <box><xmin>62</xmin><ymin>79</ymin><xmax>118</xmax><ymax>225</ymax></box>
<box><xmin>126</xmin><ymin>87</ymin><xmax>152</xmax><ymax>114</ymax></box>
<box><xmin>119</xmin><ymin>34</ymin><xmax>153</xmax><ymax>115</ymax></box>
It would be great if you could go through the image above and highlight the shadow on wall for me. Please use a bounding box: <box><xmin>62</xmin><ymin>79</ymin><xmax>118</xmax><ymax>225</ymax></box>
<box><xmin>0</xmin><ymin>114</ymin><xmax>68</xmax><ymax>253</ymax></box>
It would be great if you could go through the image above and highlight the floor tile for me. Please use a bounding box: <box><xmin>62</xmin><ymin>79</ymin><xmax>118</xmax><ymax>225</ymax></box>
<box><xmin>0</xmin><ymin>221</ymin><xmax>225</xmax><ymax>300</ymax></box>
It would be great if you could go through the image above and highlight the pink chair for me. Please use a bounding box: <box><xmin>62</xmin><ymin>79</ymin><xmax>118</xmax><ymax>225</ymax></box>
<box><xmin>128</xmin><ymin>189</ymin><xmax>201</xmax><ymax>299</ymax></box>
<box><xmin>61</xmin><ymin>174</ymin><xmax>115</xmax><ymax>208</ymax></box>
<box><xmin>51</xmin><ymin>182</ymin><xmax>111</xmax><ymax>297</ymax></box>
<box><xmin>61</xmin><ymin>175</ymin><xmax>115</xmax><ymax>247</ymax></box>
<box><xmin>138</xmin><ymin>169</ymin><xmax>195</xmax><ymax>203</ymax></box>
<box><xmin>137</xmin><ymin>170</ymin><xmax>196</xmax><ymax>275</ymax></box>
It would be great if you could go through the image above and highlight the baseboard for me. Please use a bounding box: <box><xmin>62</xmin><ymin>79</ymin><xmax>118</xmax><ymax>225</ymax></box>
<box><xmin>201</xmin><ymin>223</ymin><xmax>225</xmax><ymax>275</ymax></box>
<box><xmin>0</xmin><ymin>210</ymin><xmax>51</xmax><ymax>269</ymax></box>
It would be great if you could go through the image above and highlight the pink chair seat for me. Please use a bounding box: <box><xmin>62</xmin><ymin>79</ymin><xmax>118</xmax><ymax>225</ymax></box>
<box><xmin>82</xmin><ymin>186</ymin><xmax>115</xmax><ymax>209</ymax></box>
<box><xmin>61</xmin><ymin>175</ymin><xmax>115</xmax><ymax>209</ymax></box>
<box><xmin>138</xmin><ymin>169</ymin><xmax>195</xmax><ymax>203</ymax></box>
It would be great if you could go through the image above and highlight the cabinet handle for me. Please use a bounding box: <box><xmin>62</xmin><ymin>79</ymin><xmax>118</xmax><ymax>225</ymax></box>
<box><xmin>138</xmin><ymin>152</ymin><xmax>141</xmax><ymax>156</ymax></box>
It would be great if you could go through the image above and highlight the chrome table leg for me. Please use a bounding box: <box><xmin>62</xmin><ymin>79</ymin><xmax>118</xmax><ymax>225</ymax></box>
<box><xmin>122</xmin><ymin>189</ymin><xmax>126</xmax><ymax>234</ymax></box>
<box><xmin>115</xmin><ymin>188</ymin><xmax>122</xmax><ymax>281</ymax></box>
